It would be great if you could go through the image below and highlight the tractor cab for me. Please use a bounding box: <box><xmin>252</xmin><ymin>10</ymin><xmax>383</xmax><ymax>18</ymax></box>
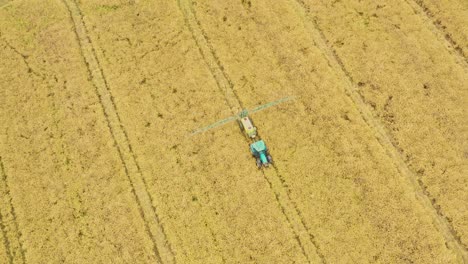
<box><xmin>250</xmin><ymin>140</ymin><xmax>273</xmax><ymax>168</ymax></box>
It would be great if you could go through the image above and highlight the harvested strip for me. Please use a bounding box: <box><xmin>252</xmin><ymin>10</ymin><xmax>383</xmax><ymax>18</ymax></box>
<box><xmin>61</xmin><ymin>0</ymin><xmax>174</xmax><ymax>263</ymax></box>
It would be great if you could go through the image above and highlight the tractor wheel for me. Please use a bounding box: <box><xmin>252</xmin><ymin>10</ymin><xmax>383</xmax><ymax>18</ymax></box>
<box><xmin>267</xmin><ymin>155</ymin><xmax>273</xmax><ymax>164</ymax></box>
<box><xmin>256</xmin><ymin>158</ymin><xmax>262</xmax><ymax>169</ymax></box>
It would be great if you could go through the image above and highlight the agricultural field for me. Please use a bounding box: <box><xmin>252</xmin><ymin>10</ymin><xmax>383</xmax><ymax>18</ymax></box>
<box><xmin>0</xmin><ymin>0</ymin><xmax>466</xmax><ymax>263</ymax></box>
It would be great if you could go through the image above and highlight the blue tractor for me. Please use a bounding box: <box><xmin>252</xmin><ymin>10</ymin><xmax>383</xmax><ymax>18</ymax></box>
<box><xmin>250</xmin><ymin>140</ymin><xmax>273</xmax><ymax>168</ymax></box>
<box><xmin>191</xmin><ymin>97</ymin><xmax>294</xmax><ymax>168</ymax></box>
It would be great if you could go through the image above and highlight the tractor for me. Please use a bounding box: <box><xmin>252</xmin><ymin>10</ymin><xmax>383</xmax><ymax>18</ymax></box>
<box><xmin>250</xmin><ymin>140</ymin><xmax>273</xmax><ymax>168</ymax></box>
<box><xmin>191</xmin><ymin>96</ymin><xmax>294</xmax><ymax>168</ymax></box>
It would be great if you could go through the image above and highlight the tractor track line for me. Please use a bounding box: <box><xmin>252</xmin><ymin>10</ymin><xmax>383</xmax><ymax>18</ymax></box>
<box><xmin>61</xmin><ymin>1</ymin><xmax>175</xmax><ymax>263</ymax></box>
<box><xmin>176</xmin><ymin>2</ymin><xmax>244</xmax><ymax>260</ymax></box>
<box><xmin>0</xmin><ymin>157</ymin><xmax>26</xmax><ymax>264</ymax></box>
<box><xmin>403</xmin><ymin>0</ymin><xmax>467</xmax><ymax>66</ymax></box>
<box><xmin>177</xmin><ymin>0</ymin><xmax>244</xmax><ymax>115</ymax></box>
<box><xmin>263</xmin><ymin>166</ymin><xmax>325</xmax><ymax>263</ymax></box>
<box><xmin>177</xmin><ymin>0</ymin><xmax>323</xmax><ymax>262</ymax></box>
<box><xmin>291</xmin><ymin>0</ymin><xmax>468</xmax><ymax>261</ymax></box>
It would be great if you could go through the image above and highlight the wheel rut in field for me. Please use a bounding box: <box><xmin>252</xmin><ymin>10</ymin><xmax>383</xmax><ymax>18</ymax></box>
<box><xmin>177</xmin><ymin>0</ymin><xmax>243</xmax><ymax>116</ymax></box>
<box><xmin>177</xmin><ymin>0</ymin><xmax>324</xmax><ymax>263</ymax></box>
<box><xmin>61</xmin><ymin>1</ymin><xmax>175</xmax><ymax>263</ymax></box>
<box><xmin>291</xmin><ymin>0</ymin><xmax>468</xmax><ymax>261</ymax></box>
<box><xmin>403</xmin><ymin>0</ymin><xmax>467</xmax><ymax>66</ymax></box>
<box><xmin>0</xmin><ymin>157</ymin><xmax>26</xmax><ymax>264</ymax></box>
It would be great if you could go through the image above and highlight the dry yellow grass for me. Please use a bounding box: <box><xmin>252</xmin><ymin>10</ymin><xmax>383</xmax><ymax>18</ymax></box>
<box><xmin>300</xmin><ymin>0</ymin><xmax>468</xmax><ymax>249</ymax></box>
<box><xmin>0</xmin><ymin>231</ymin><xmax>7</xmax><ymax>262</ymax></box>
<box><xmin>410</xmin><ymin>0</ymin><xmax>468</xmax><ymax>58</ymax></box>
<box><xmin>0</xmin><ymin>0</ymin><xmax>467</xmax><ymax>263</ymax></box>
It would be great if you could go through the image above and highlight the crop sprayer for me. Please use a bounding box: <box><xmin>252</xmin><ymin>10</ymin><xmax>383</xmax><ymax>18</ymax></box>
<box><xmin>191</xmin><ymin>97</ymin><xmax>294</xmax><ymax>169</ymax></box>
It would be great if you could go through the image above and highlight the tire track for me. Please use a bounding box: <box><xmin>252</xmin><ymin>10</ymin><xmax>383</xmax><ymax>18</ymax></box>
<box><xmin>177</xmin><ymin>0</ymin><xmax>323</xmax><ymax>262</ymax></box>
<box><xmin>290</xmin><ymin>0</ymin><xmax>468</xmax><ymax>261</ymax></box>
<box><xmin>263</xmin><ymin>167</ymin><xmax>325</xmax><ymax>263</ymax></box>
<box><xmin>0</xmin><ymin>157</ymin><xmax>26</xmax><ymax>264</ymax></box>
<box><xmin>177</xmin><ymin>0</ymin><xmax>243</xmax><ymax>115</ymax></box>
<box><xmin>61</xmin><ymin>1</ymin><xmax>175</xmax><ymax>263</ymax></box>
<box><xmin>403</xmin><ymin>0</ymin><xmax>467</xmax><ymax>66</ymax></box>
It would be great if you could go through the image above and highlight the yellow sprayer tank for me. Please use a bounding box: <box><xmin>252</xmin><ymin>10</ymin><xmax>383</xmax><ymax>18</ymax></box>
<box><xmin>239</xmin><ymin>116</ymin><xmax>257</xmax><ymax>138</ymax></box>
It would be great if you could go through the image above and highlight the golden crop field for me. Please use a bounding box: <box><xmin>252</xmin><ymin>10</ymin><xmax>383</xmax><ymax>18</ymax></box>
<box><xmin>0</xmin><ymin>0</ymin><xmax>466</xmax><ymax>263</ymax></box>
